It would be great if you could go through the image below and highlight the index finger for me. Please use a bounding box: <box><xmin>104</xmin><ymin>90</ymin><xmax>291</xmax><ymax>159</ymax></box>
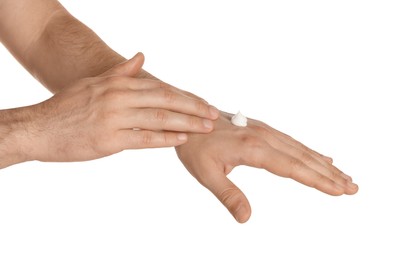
<box><xmin>107</xmin><ymin>77</ymin><xmax>219</xmax><ymax>120</ymax></box>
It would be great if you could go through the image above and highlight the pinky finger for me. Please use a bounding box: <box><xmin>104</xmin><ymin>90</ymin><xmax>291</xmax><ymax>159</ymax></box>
<box><xmin>117</xmin><ymin>129</ymin><xmax>188</xmax><ymax>149</ymax></box>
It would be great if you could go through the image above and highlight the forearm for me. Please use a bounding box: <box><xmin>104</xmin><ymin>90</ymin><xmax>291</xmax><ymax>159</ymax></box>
<box><xmin>0</xmin><ymin>108</ymin><xmax>31</xmax><ymax>169</ymax></box>
<box><xmin>0</xmin><ymin>0</ymin><xmax>155</xmax><ymax>93</ymax></box>
<box><xmin>26</xmin><ymin>8</ymin><xmax>127</xmax><ymax>93</ymax></box>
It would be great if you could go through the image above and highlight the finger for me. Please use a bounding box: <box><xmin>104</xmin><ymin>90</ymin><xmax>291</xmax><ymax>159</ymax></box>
<box><xmin>113</xmin><ymin>70</ymin><xmax>209</xmax><ymax>103</ymax></box>
<box><xmin>253</xmin><ymin>124</ymin><xmax>356</xmax><ymax>189</ymax></box>
<box><xmin>275</xmin><ymin>131</ymin><xmax>332</xmax><ymax>163</ymax></box>
<box><xmin>242</xmin><ymin>142</ymin><xmax>350</xmax><ymax>195</ymax></box>
<box><xmin>126</xmin><ymin>79</ymin><xmax>212</xmax><ymax>109</ymax></box>
<box><xmin>116</xmin><ymin>129</ymin><xmax>188</xmax><ymax>149</ymax></box>
<box><xmin>178</xmin><ymin>89</ymin><xmax>209</xmax><ymax>104</ymax></box>
<box><xmin>269</xmin><ymin>131</ymin><xmax>353</xmax><ymax>180</ymax></box>
<box><xmin>101</xmin><ymin>75</ymin><xmax>219</xmax><ymax>120</ymax></box>
<box><xmin>123</xmin><ymin>86</ymin><xmax>219</xmax><ymax>120</ymax></box>
<box><xmin>200</xmin><ymin>168</ymin><xmax>251</xmax><ymax>223</ymax></box>
<box><xmin>101</xmin><ymin>77</ymin><xmax>219</xmax><ymax>119</ymax></box>
<box><xmin>274</xmin><ymin>130</ymin><xmax>334</xmax><ymax>164</ymax></box>
<box><xmin>253</xmin><ymin>120</ymin><xmax>334</xmax><ymax>164</ymax></box>
<box><xmin>125</xmin><ymin>108</ymin><xmax>215</xmax><ymax>133</ymax></box>
<box><xmin>103</xmin><ymin>52</ymin><xmax>145</xmax><ymax>77</ymax></box>
<box><xmin>253</xmin><ymin>127</ymin><xmax>355</xmax><ymax>187</ymax></box>
<box><xmin>273</xmin><ymin>141</ymin><xmax>357</xmax><ymax>194</ymax></box>
<box><xmin>150</xmin><ymin>81</ymin><xmax>208</xmax><ymax>103</ymax></box>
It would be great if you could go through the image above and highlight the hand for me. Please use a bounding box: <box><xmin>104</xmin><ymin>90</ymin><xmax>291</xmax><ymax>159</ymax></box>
<box><xmin>9</xmin><ymin>53</ymin><xmax>219</xmax><ymax>164</ymax></box>
<box><xmin>176</xmin><ymin>112</ymin><xmax>359</xmax><ymax>223</ymax></box>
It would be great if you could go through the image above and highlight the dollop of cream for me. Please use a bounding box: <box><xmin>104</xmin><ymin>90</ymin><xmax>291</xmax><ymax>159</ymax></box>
<box><xmin>231</xmin><ymin>111</ymin><xmax>247</xmax><ymax>127</ymax></box>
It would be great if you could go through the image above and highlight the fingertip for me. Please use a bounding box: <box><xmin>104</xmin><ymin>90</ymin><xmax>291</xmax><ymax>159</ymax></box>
<box><xmin>234</xmin><ymin>203</ymin><xmax>252</xmax><ymax>224</ymax></box>
<box><xmin>130</xmin><ymin>52</ymin><xmax>145</xmax><ymax>66</ymax></box>
<box><xmin>202</xmin><ymin>119</ymin><xmax>215</xmax><ymax>131</ymax></box>
<box><xmin>134</xmin><ymin>52</ymin><xmax>145</xmax><ymax>62</ymax></box>
<box><xmin>346</xmin><ymin>182</ymin><xmax>359</xmax><ymax>195</ymax></box>
<box><xmin>325</xmin><ymin>157</ymin><xmax>333</xmax><ymax>164</ymax></box>
<box><xmin>108</xmin><ymin>52</ymin><xmax>145</xmax><ymax>77</ymax></box>
<box><xmin>208</xmin><ymin>105</ymin><xmax>220</xmax><ymax>120</ymax></box>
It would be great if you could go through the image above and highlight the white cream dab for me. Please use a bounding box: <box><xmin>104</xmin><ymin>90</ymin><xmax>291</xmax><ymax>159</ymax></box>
<box><xmin>231</xmin><ymin>111</ymin><xmax>247</xmax><ymax>127</ymax></box>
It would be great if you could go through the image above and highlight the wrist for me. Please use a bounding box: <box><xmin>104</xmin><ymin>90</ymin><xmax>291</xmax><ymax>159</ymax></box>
<box><xmin>0</xmin><ymin>107</ymin><xmax>33</xmax><ymax>169</ymax></box>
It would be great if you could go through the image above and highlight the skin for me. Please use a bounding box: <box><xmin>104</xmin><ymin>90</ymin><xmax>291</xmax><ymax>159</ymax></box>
<box><xmin>0</xmin><ymin>0</ymin><xmax>358</xmax><ymax>222</ymax></box>
<box><xmin>0</xmin><ymin>53</ymin><xmax>218</xmax><ymax>168</ymax></box>
<box><xmin>0</xmin><ymin>1</ymin><xmax>218</xmax><ymax>168</ymax></box>
<box><xmin>176</xmin><ymin>113</ymin><xmax>358</xmax><ymax>223</ymax></box>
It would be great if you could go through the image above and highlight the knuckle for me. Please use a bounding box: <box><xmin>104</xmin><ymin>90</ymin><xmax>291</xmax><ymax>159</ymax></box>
<box><xmin>154</xmin><ymin>109</ymin><xmax>168</xmax><ymax>123</ymax></box>
<box><xmin>288</xmin><ymin>158</ymin><xmax>305</xmax><ymax>178</ymax></box>
<box><xmin>187</xmin><ymin>116</ymin><xmax>199</xmax><ymax>129</ymax></box>
<box><xmin>162</xmin><ymin>132</ymin><xmax>169</xmax><ymax>145</ymax></box>
<box><xmin>300</xmin><ymin>152</ymin><xmax>314</xmax><ymax>165</ymax></box>
<box><xmin>140</xmin><ymin>131</ymin><xmax>153</xmax><ymax>145</ymax></box>
<box><xmin>328</xmin><ymin>169</ymin><xmax>341</xmax><ymax>181</ymax></box>
<box><xmin>161</xmin><ymin>88</ymin><xmax>176</xmax><ymax>103</ymax></box>
<box><xmin>158</xmin><ymin>81</ymin><xmax>172</xmax><ymax>90</ymax></box>
<box><xmin>299</xmin><ymin>143</ymin><xmax>312</xmax><ymax>154</ymax></box>
<box><xmin>194</xmin><ymin>100</ymin><xmax>207</xmax><ymax>115</ymax></box>
<box><xmin>156</xmin><ymin>81</ymin><xmax>173</xmax><ymax>91</ymax></box>
<box><xmin>219</xmin><ymin>188</ymin><xmax>242</xmax><ymax>210</ymax></box>
<box><xmin>101</xmin><ymin>86</ymin><xmax>124</xmax><ymax>101</ymax></box>
<box><xmin>251</xmin><ymin>125</ymin><xmax>271</xmax><ymax>137</ymax></box>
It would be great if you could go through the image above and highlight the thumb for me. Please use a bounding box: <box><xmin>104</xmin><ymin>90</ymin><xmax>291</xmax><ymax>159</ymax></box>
<box><xmin>104</xmin><ymin>52</ymin><xmax>145</xmax><ymax>77</ymax></box>
<box><xmin>201</xmin><ymin>171</ymin><xmax>251</xmax><ymax>223</ymax></box>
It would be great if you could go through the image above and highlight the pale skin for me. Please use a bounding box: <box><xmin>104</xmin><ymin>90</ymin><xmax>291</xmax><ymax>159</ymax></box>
<box><xmin>0</xmin><ymin>0</ymin><xmax>358</xmax><ymax>223</ymax></box>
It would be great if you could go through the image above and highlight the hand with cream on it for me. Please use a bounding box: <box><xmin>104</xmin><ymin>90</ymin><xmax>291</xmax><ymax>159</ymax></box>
<box><xmin>175</xmin><ymin>112</ymin><xmax>359</xmax><ymax>223</ymax></box>
<box><xmin>231</xmin><ymin>111</ymin><xmax>247</xmax><ymax>127</ymax></box>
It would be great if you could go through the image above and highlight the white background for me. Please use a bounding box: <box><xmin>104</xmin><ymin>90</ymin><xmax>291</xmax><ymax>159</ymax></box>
<box><xmin>1</xmin><ymin>1</ymin><xmax>397</xmax><ymax>259</ymax></box>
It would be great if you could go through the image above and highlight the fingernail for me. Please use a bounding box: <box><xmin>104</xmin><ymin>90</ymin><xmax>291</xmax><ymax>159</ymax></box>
<box><xmin>177</xmin><ymin>133</ymin><xmax>188</xmax><ymax>141</ymax></box>
<box><xmin>348</xmin><ymin>182</ymin><xmax>358</xmax><ymax>190</ymax></box>
<box><xmin>203</xmin><ymin>119</ymin><xmax>213</xmax><ymax>129</ymax></box>
<box><xmin>234</xmin><ymin>204</ymin><xmax>248</xmax><ymax>223</ymax></box>
<box><xmin>209</xmin><ymin>105</ymin><xmax>219</xmax><ymax>119</ymax></box>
